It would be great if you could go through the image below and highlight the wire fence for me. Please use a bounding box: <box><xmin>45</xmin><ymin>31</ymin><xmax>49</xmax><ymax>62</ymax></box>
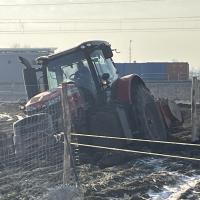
<box><xmin>0</xmin><ymin>77</ymin><xmax>200</xmax><ymax>199</ymax></box>
<box><xmin>0</xmin><ymin>99</ymin><xmax>65</xmax><ymax>199</ymax></box>
<box><xmin>0</xmin><ymin>82</ymin><xmax>26</xmax><ymax>102</ymax></box>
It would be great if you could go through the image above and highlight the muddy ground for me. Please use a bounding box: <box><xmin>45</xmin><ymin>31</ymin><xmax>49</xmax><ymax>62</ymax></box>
<box><xmin>0</xmin><ymin>102</ymin><xmax>200</xmax><ymax>200</ymax></box>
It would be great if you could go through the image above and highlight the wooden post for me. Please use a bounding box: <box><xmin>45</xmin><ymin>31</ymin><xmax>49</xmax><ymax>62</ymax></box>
<box><xmin>191</xmin><ymin>76</ymin><xmax>198</xmax><ymax>142</ymax></box>
<box><xmin>61</xmin><ymin>82</ymin><xmax>72</xmax><ymax>184</ymax></box>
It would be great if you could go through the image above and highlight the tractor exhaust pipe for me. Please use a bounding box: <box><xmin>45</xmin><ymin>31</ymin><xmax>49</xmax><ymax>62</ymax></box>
<box><xmin>19</xmin><ymin>56</ymin><xmax>39</xmax><ymax>99</ymax></box>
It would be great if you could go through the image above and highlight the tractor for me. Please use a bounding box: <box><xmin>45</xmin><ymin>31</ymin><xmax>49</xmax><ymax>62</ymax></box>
<box><xmin>13</xmin><ymin>40</ymin><xmax>167</xmax><ymax>158</ymax></box>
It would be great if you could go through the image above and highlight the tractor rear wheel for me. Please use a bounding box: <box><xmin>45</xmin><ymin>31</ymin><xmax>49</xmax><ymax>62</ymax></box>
<box><xmin>132</xmin><ymin>83</ymin><xmax>167</xmax><ymax>141</ymax></box>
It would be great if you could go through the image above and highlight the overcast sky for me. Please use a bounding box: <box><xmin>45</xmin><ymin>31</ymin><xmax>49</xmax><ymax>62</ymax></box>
<box><xmin>0</xmin><ymin>0</ymin><xmax>200</xmax><ymax>70</ymax></box>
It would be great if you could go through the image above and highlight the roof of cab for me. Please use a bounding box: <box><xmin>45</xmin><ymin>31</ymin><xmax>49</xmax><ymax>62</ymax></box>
<box><xmin>47</xmin><ymin>40</ymin><xmax>110</xmax><ymax>61</ymax></box>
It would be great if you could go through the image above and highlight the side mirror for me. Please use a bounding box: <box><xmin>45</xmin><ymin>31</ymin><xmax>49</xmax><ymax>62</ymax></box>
<box><xmin>102</xmin><ymin>45</ymin><xmax>113</xmax><ymax>59</ymax></box>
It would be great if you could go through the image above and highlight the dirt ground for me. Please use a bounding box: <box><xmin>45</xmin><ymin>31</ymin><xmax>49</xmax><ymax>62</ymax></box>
<box><xmin>0</xmin><ymin>102</ymin><xmax>200</xmax><ymax>200</ymax></box>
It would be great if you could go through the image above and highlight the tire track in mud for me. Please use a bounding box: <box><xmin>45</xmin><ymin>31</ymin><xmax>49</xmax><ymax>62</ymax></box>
<box><xmin>79</xmin><ymin>157</ymin><xmax>200</xmax><ymax>200</ymax></box>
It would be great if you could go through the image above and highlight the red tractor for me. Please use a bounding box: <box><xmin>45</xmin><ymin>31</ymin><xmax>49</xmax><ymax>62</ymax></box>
<box><xmin>13</xmin><ymin>40</ymin><xmax>167</xmax><ymax>158</ymax></box>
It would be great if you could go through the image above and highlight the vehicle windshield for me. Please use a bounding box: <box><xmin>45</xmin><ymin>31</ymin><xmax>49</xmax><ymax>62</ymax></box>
<box><xmin>90</xmin><ymin>49</ymin><xmax>118</xmax><ymax>84</ymax></box>
<box><xmin>47</xmin><ymin>51</ymin><xmax>95</xmax><ymax>93</ymax></box>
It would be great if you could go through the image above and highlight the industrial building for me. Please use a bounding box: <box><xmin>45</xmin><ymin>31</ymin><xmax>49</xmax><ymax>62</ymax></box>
<box><xmin>0</xmin><ymin>48</ymin><xmax>55</xmax><ymax>101</ymax></box>
<box><xmin>0</xmin><ymin>48</ymin><xmax>56</xmax><ymax>83</ymax></box>
<box><xmin>115</xmin><ymin>62</ymin><xmax>189</xmax><ymax>81</ymax></box>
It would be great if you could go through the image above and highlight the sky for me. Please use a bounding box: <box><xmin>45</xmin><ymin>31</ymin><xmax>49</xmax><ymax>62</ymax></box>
<box><xmin>0</xmin><ymin>0</ymin><xmax>200</xmax><ymax>71</ymax></box>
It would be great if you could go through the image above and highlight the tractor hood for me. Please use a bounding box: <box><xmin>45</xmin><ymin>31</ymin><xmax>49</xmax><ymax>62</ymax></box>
<box><xmin>25</xmin><ymin>84</ymin><xmax>85</xmax><ymax>113</ymax></box>
<box><xmin>26</xmin><ymin>87</ymin><xmax>61</xmax><ymax>112</ymax></box>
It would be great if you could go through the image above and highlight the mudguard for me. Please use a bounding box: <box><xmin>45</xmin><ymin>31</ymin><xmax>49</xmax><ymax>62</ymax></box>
<box><xmin>113</xmin><ymin>74</ymin><xmax>147</xmax><ymax>104</ymax></box>
<box><xmin>112</xmin><ymin>74</ymin><xmax>167</xmax><ymax>140</ymax></box>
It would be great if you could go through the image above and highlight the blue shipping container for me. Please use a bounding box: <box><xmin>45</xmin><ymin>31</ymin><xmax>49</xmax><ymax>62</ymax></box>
<box><xmin>115</xmin><ymin>63</ymin><xmax>141</xmax><ymax>77</ymax></box>
<box><xmin>140</xmin><ymin>63</ymin><xmax>167</xmax><ymax>80</ymax></box>
<box><xmin>115</xmin><ymin>62</ymin><xmax>170</xmax><ymax>80</ymax></box>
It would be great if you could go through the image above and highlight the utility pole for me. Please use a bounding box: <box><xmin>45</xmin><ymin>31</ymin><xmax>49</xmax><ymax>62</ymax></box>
<box><xmin>129</xmin><ymin>40</ymin><xmax>132</xmax><ymax>63</ymax></box>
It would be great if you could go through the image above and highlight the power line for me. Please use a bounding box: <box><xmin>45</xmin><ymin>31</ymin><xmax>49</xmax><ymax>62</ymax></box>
<box><xmin>0</xmin><ymin>0</ymin><xmax>163</xmax><ymax>7</ymax></box>
<box><xmin>0</xmin><ymin>16</ymin><xmax>200</xmax><ymax>26</ymax></box>
<box><xmin>1</xmin><ymin>16</ymin><xmax>200</xmax><ymax>21</ymax></box>
<box><xmin>1</xmin><ymin>18</ymin><xmax>200</xmax><ymax>24</ymax></box>
<box><xmin>0</xmin><ymin>27</ymin><xmax>200</xmax><ymax>34</ymax></box>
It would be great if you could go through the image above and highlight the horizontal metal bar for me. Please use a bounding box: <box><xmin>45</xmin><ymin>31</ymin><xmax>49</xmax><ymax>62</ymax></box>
<box><xmin>71</xmin><ymin>142</ymin><xmax>200</xmax><ymax>162</ymax></box>
<box><xmin>71</xmin><ymin>133</ymin><xmax>200</xmax><ymax>147</ymax></box>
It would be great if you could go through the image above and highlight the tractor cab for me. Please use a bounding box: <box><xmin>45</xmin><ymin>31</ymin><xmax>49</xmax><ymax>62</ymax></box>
<box><xmin>35</xmin><ymin>40</ymin><xmax>118</xmax><ymax>105</ymax></box>
<box><xmin>21</xmin><ymin>41</ymin><xmax>122</xmax><ymax>135</ymax></box>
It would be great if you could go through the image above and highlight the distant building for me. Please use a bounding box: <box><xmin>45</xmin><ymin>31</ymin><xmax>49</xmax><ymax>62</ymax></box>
<box><xmin>115</xmin><ymin>62</ymin><xmax>189</xmax><ymax>81</ymax></box>
<box><xmin>0</xmin><ymin>48</ymin><xmax>56</xmax><ymax>83</ymax></box>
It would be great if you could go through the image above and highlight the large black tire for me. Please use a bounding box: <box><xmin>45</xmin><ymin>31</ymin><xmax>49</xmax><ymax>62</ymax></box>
<box><xmin>13</xmin><ymin>113</ymin><xmax>57</xmax><ymax>162</ymax></box>
<box><xmin>89</xmin><ymin>111</ymin><xmax>125</xmax><ymax>148</ymax></box>
<box><xmin>132</xmin><ymin>83</ymin><xmax>167</xmax><ymax>141</ymax></box>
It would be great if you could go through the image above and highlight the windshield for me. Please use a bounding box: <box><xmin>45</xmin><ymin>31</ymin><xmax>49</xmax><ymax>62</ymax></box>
<box><xmin>47</xmin><ymin>51</ymin><xmax>95</xmax><ymax>93</ymax></box>
<box><xmin>90</xmin><ymin>49</ymin><xmax>118</xmax><ymax>84</ymax></box>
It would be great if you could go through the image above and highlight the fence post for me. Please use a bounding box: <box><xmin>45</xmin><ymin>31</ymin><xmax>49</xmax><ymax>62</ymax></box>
<box><xmin>61</xmin><ymin>82</ymin><xmax>72</xmax><ymax>184</ymax></box>
<box><xmin>191</xmin><ymin>76</ymin><xmax>199</xmax><ymax>142</ymax></box>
